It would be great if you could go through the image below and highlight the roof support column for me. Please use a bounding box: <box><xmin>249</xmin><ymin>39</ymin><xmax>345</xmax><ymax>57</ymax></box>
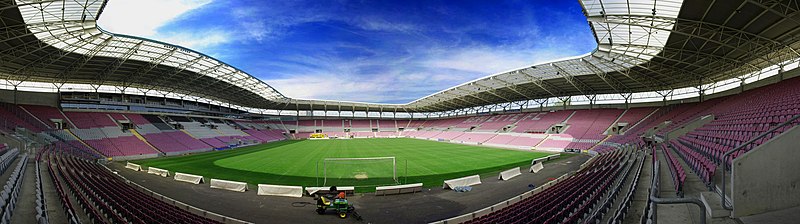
<box><xmin>621</xmin><ymin>93</ymin><xmax>632</xmax><ymax>109</ymax></box>
<box><xmin>558</xmin><ymin>96</ymin><xmax>571</xmax><ymax>111</ymax></box>
<box><xmin>533</xmin><ymin>98</ymin><xmax>548</xmax><ymax>112</ymax></box>
<box><xmin>656</xmin><ymin>90</ymin><xmax>673</xmax><ymax>107</ymax></box>
<box><xmin>587</xmin><ymin>95</ymin><xmax>597</xmax><ymax>110</ymax></box>
<box><xmin>10</xmin><ymin>81</ymin><xmax>20</xmax><ymax>104</ymax></box>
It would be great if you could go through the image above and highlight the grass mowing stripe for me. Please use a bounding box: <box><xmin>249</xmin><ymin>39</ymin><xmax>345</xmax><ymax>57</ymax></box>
<box><xmin>133</xmin><ymin>138</ymin><xmax>550</xmax><ymax>190</ymax></box>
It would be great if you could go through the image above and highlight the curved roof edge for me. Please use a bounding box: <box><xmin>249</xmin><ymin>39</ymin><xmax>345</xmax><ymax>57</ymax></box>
<box><xmin>8</xmin><ymin>0</ymin><xmax>800</xmax><ymax>113</ymax></box>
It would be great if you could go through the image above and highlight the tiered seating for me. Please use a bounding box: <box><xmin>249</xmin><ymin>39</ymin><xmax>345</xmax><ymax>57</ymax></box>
<box><xmin>35</xmin><ymin>160</ymin><xmax>51</xmax><ymax>223</ymax></box>
<box><xmin>670</xmin><ymin>140</ymin><xmax>715</xmax><ymax>187</ymax></box>
<box><xmin>200</xmin><ymin>138</ymin><xmax>228</xmax><ymax>148</ymax></box>
<box><xmin>406</xmin><ymin>120</ymin><xmax>426</xmax><ymax>129</ymax></box>
<box><xmin>465</xmin><ymin>150</ymin><xmax>626</xmax><ymax>224</ymax></box>
<box><xmin>142</xmin><ymin>115</ymin><xmax>173</xmax><ymax>130</ymax></box>
<box><xmin>662</xmin><ymin>144</ymin><xmax>686</xmax><ymax>195</ymax></box>
<box><xmin>84</xmin><ymin>136</ymin><xmax>157</xmax><ymax>157</ymax></box>
<box><xmin>483</xmin><ymin>135</ymin><xmax>516</xmax><ymax>145</ymax></box>
<box><xmin>453</xmin><ymin>116</ymin><xmax>490</xmax><ymax>130</ymax></box>
<box><xmin>65</xmin><ymin>112</ymin><xmax>118</xmax><ymax>128</ymax></box>
<box><xmin>404</xmin><ymin>131</ymin><xmax>442</xmax><ymax>139</ymax></box>
<box><xmin>294</xmin><ymin>132</ymin><xmax>313</xmax><ymax>139</ymax></box>
<box><xmin>1</xmin><ymin>153</ymin><xmax>28</xmax><ymax>223</ymax></box>
<box><xmin>0</xmin><ymin>103</ymin><xmax>46</xmax><ymax>132</ymax></box>
<box><xmin>564</xmin><ymin>109</ymin><xmax>622</xmax><ymax>140</ymax></box>
<box><xmin>141</xmin><ymin>131</ymin><xmax>212</xmax><ymax>153</ymax></box>
<box><xmin>657</xmin><ymin>98</ymin><xmax>725</xmax><ymax>136</ymax></box>
<box><xmin>375</xmin><ymin>132</ymin><xmax>398</xmax><ymax>137</ymax></box>
<box><xmin>537</xmin><ymin>134</ymin><xmax>573</xmax><ymax>150</ymax></box>
<box><xmin>21</xmin><ymin>105</ymin><xmax>69</xmax><ymax>128</ymax></box>
<box><xmin>321</xmin><ymin>119</ymin><xmax>343</xmax><ymax>132</ymax></box>
<box><xmin>506</xmin><ymin>134</ymin><xmax>546</xmax><ymax>147</ymax></box>
<box><xmin>433</xmin><ymin>131</ymin><xmax>464</xmax><ymax>140</ymax></box>
<box><xmin>242</xmin><ymin>129</ymin><xmax>286</xmax><ymax>142</ymax></box>
<box><xmin>615</xmin><ymin>107</ymin><xmax>656</xmax><ymax>133</ymax></box>
<box><xmin>351</xmin><ymin>131</ymin><xmax>374</xmax><ymax>138</ymax></box>
<box><xmin>374</xmin><ymin>120</ymin><xmax>393</xmax><ymax>131</ymax></box>
<box><xmin>451</xmin><ymin>132</ymin><xmax>496</xmax><ymax>143</ymax></box>
<box><xmin>49</xmin><ymin>154</ymin><xmax>221</xmax><ymax>223</ymax></box>
<box><xmin>513</xmin><ymin>110</ymin><xmax>572</xmax><ymax>133</ymax></box>
<box><xmin>348</xmin><ymin>120</ymin><xmax>371</xmax><ymax>131</ymax></box>
<box><xmin>476</xmin><ymin>113</ymin><xmax>523</xmax><ymax>131</ymax></box>
<box><xmin>422</xmin><ymin>117</ymin><xmax>469</xmax><ymax>130</ymax></box>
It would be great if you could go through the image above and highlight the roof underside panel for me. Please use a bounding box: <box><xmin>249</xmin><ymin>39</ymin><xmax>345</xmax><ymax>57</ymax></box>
<box><xmin>2</xmin><ymin>0</ymin><xmax>800</xmax><ymax>113</ymax></box>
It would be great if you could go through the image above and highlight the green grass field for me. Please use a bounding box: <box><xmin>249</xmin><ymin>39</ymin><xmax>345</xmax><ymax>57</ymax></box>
<box><xmin>133</xmin><ymin>138</ymin><xmax>552</xmax><ymax>190</ymax></box>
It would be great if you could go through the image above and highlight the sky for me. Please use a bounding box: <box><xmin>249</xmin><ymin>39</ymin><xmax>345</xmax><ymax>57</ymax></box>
<box><xmin>97</xmin><ymin>0</ymin><xmax>596</xmax><ymax>104</ymax></box>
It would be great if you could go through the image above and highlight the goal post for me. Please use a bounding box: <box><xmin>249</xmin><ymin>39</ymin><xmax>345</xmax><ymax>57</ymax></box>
<box><xmin>322</xmin><ymin>157</ymin><xmax>398</xmax><ymax>187</ymax></box>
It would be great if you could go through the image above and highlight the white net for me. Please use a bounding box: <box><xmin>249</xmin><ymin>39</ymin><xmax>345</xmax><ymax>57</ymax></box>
<box><xmin>322</xmin><ymin>157</ymin><xmax>398</xmax><ymax>187</ymax></box>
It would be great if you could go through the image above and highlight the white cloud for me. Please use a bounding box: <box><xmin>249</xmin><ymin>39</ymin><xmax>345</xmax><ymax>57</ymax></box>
<box><xmin>263</xmin><ymin>42</ymin><xmax>587</xmax><ymax>103</ymax></box>
<box><xmin>423</xmin><ymin>45</ymin><xmax>580</xmax><ymax>74</ymax></box>
<box><xmin>155</xmin><ymin>29</ymin><xmax>230</xmax><ymax>50</ymax></box>
<box><xmin>97</xmin><ymin>0</ymin><xmax>212</xmax><ymax>37</ymax></box>
<box><xmin>97</xmin><ymin>0</ymin><xmax>231</xmax><ymax>51</ymax></box>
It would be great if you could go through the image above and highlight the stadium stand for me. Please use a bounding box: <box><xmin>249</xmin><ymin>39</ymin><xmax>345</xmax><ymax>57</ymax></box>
<box><xmin>463</xmin><ymin>149</ymin><xmax>634</xmax><ymax>224</ymax></box>
<box><xmin>513</xmin><ymin>110</ymin><xmax>573</xmax><ymax>133</ymax></box>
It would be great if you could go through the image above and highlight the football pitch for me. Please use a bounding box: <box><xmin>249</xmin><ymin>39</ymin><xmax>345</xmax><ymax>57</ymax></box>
<box><xmin>133</xmin><ymin>138</ymin><xmax>553</xmax><ymax>190</ymax></box>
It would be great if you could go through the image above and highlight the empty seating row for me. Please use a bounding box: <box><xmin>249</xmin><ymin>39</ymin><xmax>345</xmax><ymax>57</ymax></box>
<box><xmin>464</xmin><ymin>150</ymin><xmax>627</xmax><ymax>224</ymax></box>
<box><xmin>0</xmin><ymin>154</ymin><xmax>27</xmax><ymax>223</ymax></box>
<box><xmin>35</xmin><ymin>161</ymin><xmax>51</xmax><ymax>224</ymax></box>
<box><xmin>662</xmin><ymin>144</ymin><xmax>686</xmax><ymax>196</ymax></box>
<box><xmin>670</xmin><ymin>140</ymin><xmax>716</xmax><ymax>188</ymax></box>
<box><xmin>50</xmin><ymin>153</ymin><xmax>220</xmax><ymax>224</ymax></box>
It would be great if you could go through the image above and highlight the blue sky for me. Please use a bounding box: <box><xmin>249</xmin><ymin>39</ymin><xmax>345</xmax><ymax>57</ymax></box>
<box><xmin>98</xmin><ymin>0</ymin><xmax>595</xmax><ymax>104</ymax></box>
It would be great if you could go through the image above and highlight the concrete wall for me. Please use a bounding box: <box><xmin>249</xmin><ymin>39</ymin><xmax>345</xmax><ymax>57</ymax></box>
<box><xmin>732</xmin><ymin>125</ymin><xmax>800</xmax><ymax>217</ymax></box>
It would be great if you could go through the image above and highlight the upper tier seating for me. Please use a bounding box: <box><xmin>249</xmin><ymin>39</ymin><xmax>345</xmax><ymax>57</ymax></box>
<box><xmin>513</xmin><ymin>110</ymin><xmax>573</xmax><ymax>133</ymax></box>
<box><xmin>476</xmin><ymin>113</ymin><xmax>524</xmax><ymax>131</ymax></box>
<box><xmin>615</xmin><ymin>107</ymin><xmax>656</xmax><ymax>133</ymax></box>
<box><xmin>21</xmin><ymin>105</ymin><xmax>70</xmax><ymax>128</ymax></box>
<box><xmin>65</xmin><ymin>112</ymin><xmax>119</xmax><ymax>129</ymax></box>
<box><xmin>564</xmin><ymin>109</ymin><xmax>623</xmax><ymax>140</ymax></box>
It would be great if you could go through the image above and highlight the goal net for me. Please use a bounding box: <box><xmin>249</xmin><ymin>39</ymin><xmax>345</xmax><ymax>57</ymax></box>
<box><xmin>322</xmin><ymin>157</ymin><xmax>398</xmax><ymax>187</ymax></box>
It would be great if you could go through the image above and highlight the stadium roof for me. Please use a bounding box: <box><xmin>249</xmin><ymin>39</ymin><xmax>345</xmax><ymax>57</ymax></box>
<box><xmin>1</xmin><ymin>0</ymin><xmax>800</xmax><ymax>113</ymax></box>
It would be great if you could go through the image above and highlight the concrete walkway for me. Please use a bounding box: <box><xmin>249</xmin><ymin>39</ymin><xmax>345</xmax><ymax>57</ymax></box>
<box><xmin>110</xmin><ymin>154</ymin><xmax>590</xmax><ymax>224</ymax></box>
<box><xmin>40</xmin><ymin>162</ymin><xmax>69</xmax><ymax>223</ymax></box>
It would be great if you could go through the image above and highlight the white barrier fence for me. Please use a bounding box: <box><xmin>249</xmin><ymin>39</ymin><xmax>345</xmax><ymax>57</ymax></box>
<box><xmin>530</xmin><ymin>154</ymin><xmax>561</xmax><ymax>165</ymax></box>
<box><xmin>375</xmin><ymin>183</ymin><xmax>423</xmax><ymax>196</ymax></box>
<box><xmin>174</xmin><ymin>172</ymin><xmax>204</xmax><ymax>184</ymax></box>
<box><xmin>530</xmin><ymin>162</ymin><xmax>544</xmax><ymax>173</ymax></box>
<box><xmin>147</xmin><ymin>167</ymin><xmax>169</xmax><ymax>177</ymax></box>
<box><xmin>443</xmin><ymin>175</ymin><xmax>481</xmax><ymax>189</ymax></box>
<box><xmin>125</xmin><ymin>162</ymin><xmax>142</xmax><ymax>171</ymax></box>
<box><xmin>305</xmin><ymin>186</ymin><xmax>355</xmax><ymax>196</ymax></box>
<box><xmin>210</xmin><ymin>179</ymin><xmax>248</xmax><ymax>192</ymax></box>
<box><xmin>498</xmin><ymin>167</ymin><xmax>522</xmax><ymax>180</ymax></box>
<box><xmin>257</xmin><ymin>184</ymin><xmax>303</xmax><ymax>198</ymax></box>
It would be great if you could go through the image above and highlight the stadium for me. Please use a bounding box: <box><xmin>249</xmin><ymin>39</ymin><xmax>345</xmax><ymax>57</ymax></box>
<box><xmin>0</xmin><ymin>0</ymin><xmax>798</xmax><ymax>223</ymax></box>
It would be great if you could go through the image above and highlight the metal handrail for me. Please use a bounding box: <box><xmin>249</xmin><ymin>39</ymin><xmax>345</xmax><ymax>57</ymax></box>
<box><xmin>649</xmin><ymin>157</ymin><xmax>707</xmax><ymax>224</ymax></box>
<box><xmin>720</xmin><ymin>113</ymin><xmax>800</xmax><ymax>210</ymax></box>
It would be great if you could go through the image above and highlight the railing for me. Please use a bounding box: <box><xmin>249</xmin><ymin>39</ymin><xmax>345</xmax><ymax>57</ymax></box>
<box><xmin>647</xmin><ymin>157</ymin><xmax>706</xmax><ymax>224</ymax></box>
<box><xmin>720</xmin><ymin>113</ymin><xmax>800</xmax><ymax>210</ymax></box>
